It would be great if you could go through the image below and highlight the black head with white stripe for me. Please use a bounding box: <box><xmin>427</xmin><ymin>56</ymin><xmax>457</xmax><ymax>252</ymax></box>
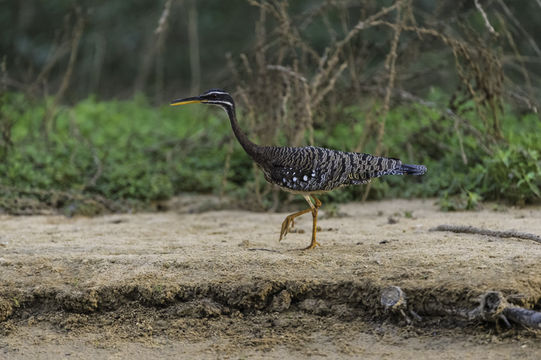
<box><xmin>170</xmin><ymin>89</ymin><xmax>234</xmax><ymax>111</ymax></box>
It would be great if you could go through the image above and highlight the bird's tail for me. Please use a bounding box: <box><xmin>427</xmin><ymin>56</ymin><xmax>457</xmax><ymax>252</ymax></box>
<box><xmin>376</xmin><ymin>162</ymin><xmax>427</xmax><ymax>177</ymax></box>
<box><xmin>394</xmin><ymin>163</ymin><xmax>427</xmax><ymax>176</ymax></box>
<box><xmin>347</xmin><ymin>155</ymin><xmax>426</xmax><ymax>183</ymax></box>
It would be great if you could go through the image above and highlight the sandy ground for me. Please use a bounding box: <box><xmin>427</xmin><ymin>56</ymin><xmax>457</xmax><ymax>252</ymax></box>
<box><xmin>1</xmin><ymin>198</ymin><xmax>540</xmax><ymax>359</ymax></box>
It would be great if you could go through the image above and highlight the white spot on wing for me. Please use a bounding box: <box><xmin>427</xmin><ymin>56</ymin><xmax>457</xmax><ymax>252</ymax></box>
<box><xmin>303</xmin><ymin>175</ymin><xmax>308</xmax><ymax>181</ymax></box>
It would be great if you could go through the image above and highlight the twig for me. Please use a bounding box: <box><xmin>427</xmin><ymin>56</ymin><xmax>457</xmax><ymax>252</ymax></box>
<box><xmin>51</xmin><ymin>11</ymin><xmax>84</xmax><ymax>106</ymax></box>
<box><xmin>497</xmin><ymin>14</ymin><xmax>534</xmax><ymax>104</ymax></box>
<box><xmin>453</xmin><ymin>109</ymin><xmax>468</xmax><ymax>165</ymax></box>
<box><xmin>430</xmin><ymin>224</ymin><xmax>541</xmax><ymax>244</ymax></box>
<box><xmin>86</xmin><ymin>151</ymin><xmax>103</xmax><ymax>188</ymax></box>
<box><xmin>267</xmin><ymin>65</ymin><xmax>308</xmax><ymax>83</ymax></box>
<box><xmin>247</xmin><ymin>248</ymin><xmax>281</xmax><ymax>253</ymax></box>
<box><xmin>506</xmin><ymin>89</ymin><xmax>538</xmax><ymax>114</ymax></box>
<box><xmin>375</xmin><ymin>0</ymin><xmax>404</xmax><ymax>153</ymax></box>
<box><xmin>312</xmin><ymin>2</ymin><xmax>399</xmax><ymax>92</ymax></box>
<box><xmin>311</xmin><ymin>62</ymin><xmax>347</xmax><ymax>108</ymax></box>
<box><xmin>474</xmin><ymin>0</ymin><xmax>497</xmax><ymax>35</ymax></box>
<box><xmin>497</xmin><ymin>0</ymin><xmax>541</xmax><ymax>56</ymax></box>
<box><xmin>42</xmin><ymin>9</ymin><xmax>85</xmax><ymax>137</ymax></box>
<box><xmin>154</xmin><ymin>0</ymin><xmax>172</xmax><ymax>34</ymax></box>
<box><xmin>29</xmin><ymin>43</ymin><xmax>70</xmax><ymax>95</ymax></box>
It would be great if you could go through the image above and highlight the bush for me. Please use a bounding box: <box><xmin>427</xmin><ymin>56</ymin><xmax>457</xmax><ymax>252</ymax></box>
<box><xmin>0</xmin><ymin>93</ymin><xmax>236</xmax><ymax>206</ymax></box>
<box><xmin>1</xmin><ymin>91</ymin><xmax>540</xmax><ymax>214</ymax></box>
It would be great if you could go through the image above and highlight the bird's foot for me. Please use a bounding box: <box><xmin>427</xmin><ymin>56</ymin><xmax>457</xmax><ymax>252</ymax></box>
<box><xmin>279</xmin><ymin>215</ymin><xmax>295</xmax><ymax>241</ymax></box>
<box><xmin>303</xmin><ymin>240</ymin><xmax>320</xmax><ymax>250</ymax></box>
<box><xmin>279</xmin><ymin>208</ymin><xmax>312</xmax><ymax>243</ymax></box>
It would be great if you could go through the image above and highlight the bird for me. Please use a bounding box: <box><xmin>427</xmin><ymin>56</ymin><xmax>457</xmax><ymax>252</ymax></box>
<box><xmin>171</xmin><ymin>89</ymin><xmax>427</xmax><ymax>250</ymax></box>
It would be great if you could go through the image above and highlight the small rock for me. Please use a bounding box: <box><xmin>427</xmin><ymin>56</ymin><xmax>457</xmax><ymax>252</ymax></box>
<box><xmin>269</xmin><ymin>290</ymin><xmax>292</xmax><ymax>312</ymax></box>
<box><xmin>238</xmin><ymin>240</ymin><xmax>250</xmax><ymax>247</ymax></box>
<box><xmin>331</xmin><ymin>304</ymin><xmax>354</xmax><ymax>319</ymax></box>
<box><xmin>110</xmin><ymin>219</ymin><xmax>127</xmax><ymax>224</ymax></box>
<box><xmin>299</xmin><ymin>298</ymin><xmax>330</xmax><ymax>315</ymax></box>
<box><xmin>176</xmin><ymin>299</ymin><xmax>223</xmax><ymax>318</ymax></box>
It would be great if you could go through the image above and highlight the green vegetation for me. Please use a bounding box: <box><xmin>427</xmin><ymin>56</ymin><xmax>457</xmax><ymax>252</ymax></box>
<box><xmin>2</xmin><ymin>1</ymin><xmax>540</xmax><ymax>214</ymax></box>
<box><xmin>314</xmin><ymin>93</ymin><xmax>541</xmax><ymax>207</ymax></box>
<box><xmin>1</xmin><ymin>90</ymin><xmax>540</xmax><ymax>214</ymax></box>
<box><xmin>0</xmin><ymin>93</ymin><xmax>246</xmax><ymax>213</ymax></box>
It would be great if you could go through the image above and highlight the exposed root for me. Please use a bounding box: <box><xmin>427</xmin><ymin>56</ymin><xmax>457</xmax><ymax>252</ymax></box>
<box><xmin>382</xmin><ymin>287</ymin><xmax>541</xmax><ymax>330</ymax></box>
<box><xmin>472</xmin><ymin>291</ymin><xmax>541</xmax><ymax>330</ymax></box>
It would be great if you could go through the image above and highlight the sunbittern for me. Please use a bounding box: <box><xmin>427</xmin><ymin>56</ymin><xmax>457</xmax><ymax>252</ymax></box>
<box><xmin>171</xmin><ymin>89</ymin><xmax>427</xmax><ymax>250</ymax></box>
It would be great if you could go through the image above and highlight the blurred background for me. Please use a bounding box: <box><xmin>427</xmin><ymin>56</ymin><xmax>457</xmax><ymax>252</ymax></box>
<box><xmin>1</xmin><ymin>0</ymin><xmax>540</xmax><ymax>215</ymax></box>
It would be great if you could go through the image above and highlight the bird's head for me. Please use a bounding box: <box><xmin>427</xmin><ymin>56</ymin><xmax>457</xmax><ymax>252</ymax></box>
<box><xmin>170</xmin><ymin>89</ymin><xmax>234</xmax><ymax>111</ymax></box>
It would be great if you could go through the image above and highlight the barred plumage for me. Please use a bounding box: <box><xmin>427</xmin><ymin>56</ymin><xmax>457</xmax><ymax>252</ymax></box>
<box><xmin>257</xmin><ymin>145</ymin><xmax>425</xmax><ymax>194</ymax></box>
<box><xmin>171</xmin><ymin>89</ymin><xmax>427</xmax><ymax>250</ymax></box>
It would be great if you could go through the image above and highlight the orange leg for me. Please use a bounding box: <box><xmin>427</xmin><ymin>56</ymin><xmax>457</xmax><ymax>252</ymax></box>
<box><xmin>279</xmin><ymin>195</ymin><xmax>323</xmax><ymax>250</ymax></box>
<box><xmin>304</xmin><ymin>195</ymin><xmax>322</xmax><ymax>250</ymax></box>
<box><xmin>279</xmin><ymin>208</ymin><xmax>312</xmax><ymax>241</ymax></box>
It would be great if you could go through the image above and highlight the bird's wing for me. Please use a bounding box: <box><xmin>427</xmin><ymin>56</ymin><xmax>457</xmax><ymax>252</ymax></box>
<box><xmin>261</xmin><ymin>146</ymin><xmax>406</xmax><ymax>191</ymax></box>
<box><xmin>263</xmin><ymin>147</ymin><xmax>328</xmax><ymax>191</ymax></box>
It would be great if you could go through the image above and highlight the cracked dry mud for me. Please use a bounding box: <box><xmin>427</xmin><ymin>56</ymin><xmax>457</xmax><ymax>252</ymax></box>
<box><xmin>1</xmin><ymin>199</ymin><xmax>540</xmax><ymax>359</ymax></box>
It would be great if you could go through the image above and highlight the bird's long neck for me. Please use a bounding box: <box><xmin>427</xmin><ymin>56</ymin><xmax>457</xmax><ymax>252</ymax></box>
<box><xmin>225</xmin><ymin>105</ymin><xmax>260</xmax><ymax>159</ymax></box>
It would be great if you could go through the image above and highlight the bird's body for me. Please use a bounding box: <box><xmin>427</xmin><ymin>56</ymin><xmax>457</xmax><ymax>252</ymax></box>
<box><xmin>254</xmin><ymin>145</ymin><xmax>424</xmax><ymax>194</ymax></box>
<box><xmin>171</xmin><ymin>89</ymin><xmax>427</xmax><ymax>249</ymax></box>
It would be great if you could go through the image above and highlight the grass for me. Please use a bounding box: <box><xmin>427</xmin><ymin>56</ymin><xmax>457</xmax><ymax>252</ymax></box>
<box><xmin>1</xmin><ymin>90</ymin><xmax>540</xmax><ymax>214</ymax></box>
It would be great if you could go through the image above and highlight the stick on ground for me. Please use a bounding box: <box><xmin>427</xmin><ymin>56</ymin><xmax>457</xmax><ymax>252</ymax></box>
<box><xmin>430</xmin><ymin>224</ymin><xmax>541</xmax><ymax>244</ymax></box>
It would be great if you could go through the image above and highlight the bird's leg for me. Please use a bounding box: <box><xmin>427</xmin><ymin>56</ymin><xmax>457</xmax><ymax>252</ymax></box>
<box><xmin>279</xmin><ymin>207</ymin><xmax>312</xmax><ymax>241</ymax></box>
<box><xmin>304</xmin><ymin>195</ymin><xmax>322</xmax><ymax>250</ymax></box>
<box><xmin>312</xmin><ymin>195</ymin><xmax>322</xmax><ymax>209</ymax></box>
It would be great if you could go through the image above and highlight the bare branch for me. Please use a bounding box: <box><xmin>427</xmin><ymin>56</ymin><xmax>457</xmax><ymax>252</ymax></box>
<box><xmin>497</xmin><ymin>0</ymin><xmax>541</xmax><ymax>56</ymax></box>
<box><xmin>267</xmin><ymin>65</ymin><xmax>307</xmax><ymax>83</ymax></box>
<box><xmin>155</xmin><ymin>0</ymin><xmax>172</xmax><ymax>34</ymax></box>
<box><xmin>312</xmin><ymin>2</ymin><xmax>400</xmax><ymax>91</ymax></box>
<box><xmin>42</xmin><ymin>10</ymin><xmax>85</xmax><ymax>137</ymax></box>
<box><xmin>474</xmin><ymin>0</ymin><xmax>497</xmax><ymax>35</ymax></box>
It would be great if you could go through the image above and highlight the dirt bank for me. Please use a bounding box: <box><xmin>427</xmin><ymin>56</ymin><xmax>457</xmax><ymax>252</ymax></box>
<box><xmin>1</xmin><ymin>199</ymin><xmax>540</xmax><ymax>359</ymax></box>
